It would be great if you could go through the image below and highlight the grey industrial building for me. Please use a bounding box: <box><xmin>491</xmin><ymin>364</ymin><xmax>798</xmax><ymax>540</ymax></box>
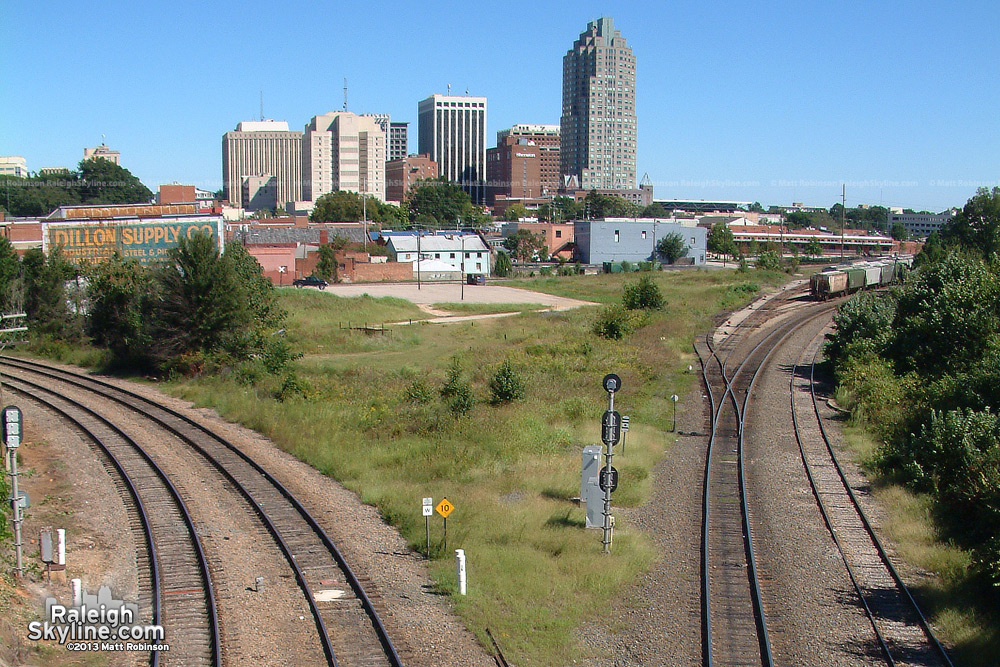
<box><xmin>888</xmin><ymin>210</ymin><xmax>956</xmax><ymax>238</ymax></box>
<box><xmin>574</xmin><ymin>219</ymin><xmax>708</xmax><ymax>265</ymax></box>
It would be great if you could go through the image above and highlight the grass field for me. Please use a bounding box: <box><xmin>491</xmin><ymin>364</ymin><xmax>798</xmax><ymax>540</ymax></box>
<box><xmin>160</xmin><ymin>268</ymin><xmax>791</xmax><ymax>665</ymax></box>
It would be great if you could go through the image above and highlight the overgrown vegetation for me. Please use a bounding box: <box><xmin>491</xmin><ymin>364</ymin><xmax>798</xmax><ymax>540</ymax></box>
<box><xmin>0</xmin><ymin>158</ymin><xmax>152</xmax><ymax>217</ymax></box>
<box><xmin>156</xmin><ymin>268</ymin><xmax>781</xmax><ymax>665</ymax></box>
<box><xmin>829</xmin><ymin>187</ymin><xmax>1000</xmax><ymax>635</ymax></box>
<box><xmin>3</xmin><ymin>233</ymin><xmax>294</xmax><ymax>381</ymax></box>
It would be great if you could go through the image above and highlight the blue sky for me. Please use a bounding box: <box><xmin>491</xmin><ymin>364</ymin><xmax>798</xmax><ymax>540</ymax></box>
<box><xmin>2</xmin><ymin>0</ymin><xmax>998</xmax><ymax>212</ymax></box>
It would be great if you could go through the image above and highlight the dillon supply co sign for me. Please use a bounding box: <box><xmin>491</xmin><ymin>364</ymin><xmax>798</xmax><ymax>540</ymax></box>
<box><xmin>42</xmin><ymin>217</ymin><xmax>223</xmax><ymax>265</ymax></box>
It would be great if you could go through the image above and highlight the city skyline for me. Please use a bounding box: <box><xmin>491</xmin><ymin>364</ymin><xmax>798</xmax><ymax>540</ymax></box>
<box><xmin>3</xmin><ymin>1</ymin><xmax>999</xmax><ymax>212</ymax></box>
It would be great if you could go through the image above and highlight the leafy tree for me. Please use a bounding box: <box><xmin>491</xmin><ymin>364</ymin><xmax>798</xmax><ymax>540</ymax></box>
<box><xmin>913</xmin><ymin>231</ymin><xmax>946</xmax><ymax>268</ymax></box>
<box><xmin>656</xmin><ymin>232</ymin><xmax>688</xmax><ymax>264</ymax></box>
<box><xmin>493</xmin><ymin>250</ymin><xmax>513</xmax><ymax>277</ymax></box>
<box><xmin>707</xmin><ymin>221</ymin><xmax>737</xmax><ymax>259</ymax></box>
<box><xmin>755</xmin><ymin>250</ymin><xmax>782</xmax><ymax>271</ymax></box>
<box><xmin>803</xmin><ymin>238</ymin><xmax>824</xmax><ymax>257</ymax></box>
<box><xmin>584</xmin><ymin>190</ymin><xmax>639</xmax><ymax>219</ymax></box>
<box><xmin>890</xmin><ymin>252</ymin><xmax>999</xmax><ymax>377</ymax></box>
<box><xmin>503</xmin><ymin>203</ymin><xmax>530</xmax><ymax>221</ymax></box>
<box><xmin>785</xmin><ymin>211</ymin><xmax>813</xmax><ymax>228</ymax></box>
<box><xmin>939</xmin><ymin>186</ymin><xmax>1000</xmax><ymax>258</ymax></box>
<box><xmin>315</xmin><ymin>244</ymin><xmax>339</xmax><ymax>282</ymax></box>
<box><xmin>504</xmin><ymin>229</ymin><xmax>547</xmax><ymax>262</ymax></box>
<box><xmin>0</xmin><ymin>237</ymin><xmax>21</xmax><ymax>312</ymax></box>
<box><xmin>543</xmin><ymin>196</ymin><xmax>583</xmax><ymax>222</ymax></box>
<box><xmin>622</xmin><ymin>275</ymin><xmax>665</xmax><ymax>310</ymax></box>
<box><xmin>87</xmin><ymin>254</ymin><xmax>154</xmax><ymax>363</ymax></box>
<box><xmin>640</xmin><ymin>203</ymin><xmax>669</xmax><ymax>218</ymax></box>
<box><xmin>21</xmin><ymin>247</ymin><xmax>80</xmax><ymax>339</ymax></box>
<box><xmin>78</xmin><ymin>158</ymin><xmax>152</xmax><ymax>204</ymax></box>
<box><xmin>825</xmin><ymin>291</ymin><xmax>896</xmax><ymax>366</ymax></box>
<box><xmin>890</xmin><ymin>221</ymin><xmax>909</xmax><ymax>241</ymax></box>
<box><xmin>746</xmin><ymin>202</ymin><xmax>765</xmax><ymax>213</ymax></box>
<box><xmin>489</xmin><ymin>360</ymin><xmax>526</xmax><ymax>404</ymax></box>
<box><xmin>406</xmin><ymin>177</ymin><xmax>483</xmax><ymax>226</ymax></box>
<box><xmin>151</xmin><ymin>232</ymin><xmax>246</xmax><ymax>360</ymax></box>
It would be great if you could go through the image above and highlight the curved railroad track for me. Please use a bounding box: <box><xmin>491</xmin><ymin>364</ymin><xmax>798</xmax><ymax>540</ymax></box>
<box><xmin>694</xmin><ymin>283</ymin><xmax>838</xmax><ymax>667</ymax></box>
<box><xmin>1</xmin><ymin>356</ymin><xmax>403</xmax><ymax>667</ymax></box>
<box><xmin>4</xmin><ymin>375</ymin><xmax>220</xmax><ymax>667</ymax></box>
<box><xmin>789</xmin><ymin>326</ymin><xmax>954</xmax><ymax>666</ymax></box>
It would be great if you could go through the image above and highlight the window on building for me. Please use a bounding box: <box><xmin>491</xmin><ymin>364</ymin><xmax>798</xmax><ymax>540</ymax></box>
<box><xmin>691</xmin><ymin>237</ymin><xmax>696</xmax><ymax>244</ymax></box>
<box><xmin>614</xmin><ymin>230</ymin><xmax>620</xmax><ymax>243</ymax></box>
<box><xmin>450</xmin><ymin>252</ymin><xmax>455</xmax><ymax>258</ymax></box>
<box><xmin>435</xmin><ymin>253</ymin><xmax>440</xmax><ymax>258</ymax></box>
<box><xmin>641</xmin><ymin>230</ymin><xmax>647</xmax><ymax>239</ymax></box>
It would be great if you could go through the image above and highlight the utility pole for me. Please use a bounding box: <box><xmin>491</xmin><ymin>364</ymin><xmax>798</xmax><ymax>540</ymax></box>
<box><xmin>840</xmin><ymin>184</ymin><xmax>846</xmax><ymax>263</ymax></box>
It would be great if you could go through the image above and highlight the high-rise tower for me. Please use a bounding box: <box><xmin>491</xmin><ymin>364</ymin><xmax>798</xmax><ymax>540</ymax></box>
<box><xmin>560</xmin><ymin>17</ymin><xmax>636</xmax><ymax>191</ymax></box>
<box><xmin>418</xmin><ymin>94</ymin><xmax>487</xmax><ymax>204</ymax></box>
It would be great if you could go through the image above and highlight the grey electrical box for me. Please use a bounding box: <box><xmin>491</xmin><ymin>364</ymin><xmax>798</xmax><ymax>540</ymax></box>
<box><xmin>582</xmin><ymin>445</ymin><xmax>604</xmax><ymax>529</ymax></box>
<box><xmin>40</xmin><ymin>527</ymin><xmax>53</xmax><ymax>563</ymax></box>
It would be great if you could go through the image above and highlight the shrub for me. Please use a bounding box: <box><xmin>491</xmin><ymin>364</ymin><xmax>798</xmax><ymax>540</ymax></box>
<box><xmin>755</xmin><ymin>250</ymin><xmax>782</xmax><ymax>271</ymax></box>
<box><xmin>489</xmin><ymin>360</ymin><xmax>526</xmax><ymax>404</ymax></box>
<box><xmin>593</xmin><ymin>304</ymin><xmax>647</xmax><ymax>340</ymax></box>
<box><xmin>405</xmin><ymin>379</ymin><xmax>433</xmax><ymax>404</ymax></box>
<box><xmin>441</xmin><ymin>358</ymin><xmax>475</xmax><ymax>415</ymax></box>
<box><xmin>622</xmin><ymin>275</ymin><xmax>665</xmax><ymax>311</ymax></box>
<box><xmin>825</xmin><ymin>291</ymin><xmax>896</xmax><ymax>367</ymax></box>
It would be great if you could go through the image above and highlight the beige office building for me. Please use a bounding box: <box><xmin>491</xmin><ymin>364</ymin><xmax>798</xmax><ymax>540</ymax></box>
<box><xmin>303</xmin><ymin>112</ymin><xmax>386</xmax><ymax>203</ymax></box>
<box><xmin>222</xmin><ymin>120</ymin><xmax>303</xmax><ymax>209</ymax></box>
<box><xmin>84</xmin><ymin>143</ymin><xmax>121</xmax><ymax>165</ymax></box>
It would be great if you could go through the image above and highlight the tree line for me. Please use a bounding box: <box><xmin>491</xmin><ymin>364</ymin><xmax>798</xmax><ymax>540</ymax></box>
<box><xmin>0</xmin><ymin>159</ymin><xmax>153</xmax><ymax>217</ymax></box>
<box><xmin>827</xmin><ymin>186</ymin><xmax>1000</xmax><ymax>588</ymax></box>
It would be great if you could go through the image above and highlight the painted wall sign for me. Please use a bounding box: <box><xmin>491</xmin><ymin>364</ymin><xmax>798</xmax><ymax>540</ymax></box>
<box><xmin>42</xmin><ymin>217</ymin><xmax>224</xmax><ymax>264</ymax></box>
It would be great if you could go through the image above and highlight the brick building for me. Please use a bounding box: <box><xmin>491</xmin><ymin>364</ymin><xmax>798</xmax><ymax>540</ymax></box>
<box><xmin>486</xmin><ymin>137</ymin><xmax>541</xmax><ymax>205</ymax></box>
<box><xmin>385</xmin><ymin>154</ymin><xmax>438</xmax><ymax>203</ymax></box>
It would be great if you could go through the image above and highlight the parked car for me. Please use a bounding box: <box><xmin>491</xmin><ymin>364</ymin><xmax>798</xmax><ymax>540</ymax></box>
<box><xmin>292</xmin><ymin>276</ymin><xmax>329</xmax><ymax>289</ymax></box>
<box><xmin>466</xmin><ymin>274</ymin><xmax>486</xmax><ymax>285</ymax></box>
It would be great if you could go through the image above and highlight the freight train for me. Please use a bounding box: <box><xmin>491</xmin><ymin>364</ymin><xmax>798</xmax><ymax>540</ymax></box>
<box><xmin>809</xmin><ymin>256</ymin><xmax>913</xmax><ymax>300</ymax></box>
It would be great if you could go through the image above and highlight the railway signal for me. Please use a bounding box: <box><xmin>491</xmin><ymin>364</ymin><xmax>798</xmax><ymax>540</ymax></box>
<box><xmin>621</xmin><ymin>415</ymin><xmax>630</xmax><ymax>454</ymax></box>
<box><xmin>600</xmin><ymin>375</ymin><xmax>622</xmax><ymax>553</ymax></box>
<box><xmin>4</xmin><ymin>405</ymin><xmax>24</xmax><ymax>577</ymax></box>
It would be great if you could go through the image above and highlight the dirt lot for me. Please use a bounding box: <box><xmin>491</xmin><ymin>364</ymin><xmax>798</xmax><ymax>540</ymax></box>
<box><xmin>317</xmin><ymin>282</ymin><xmax>595</xmax><ymax>309</ymax></box>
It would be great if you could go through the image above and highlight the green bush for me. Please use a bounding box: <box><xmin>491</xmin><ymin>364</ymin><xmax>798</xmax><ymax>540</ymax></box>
<box><xmin>441</xmin><ymin>358</ymin><xmax>475</xmax><ymax>415</ymax></box>
<box><xmin>405</xmin><ymin>379</ymin><xmax>434</xmax><ymax>404</ymax></box>
<box><xmin>490</xmin><ymin>360</ymin><xmax>526</xmax><ymax>404</ymax></box>
<box><xmin>825</xmin><ymin>291</ymin><xmax>896</xmax><ymax>367</ymax></box>
<box><xmin>592</xmin><ymin>304</ymin><xmax>647</xmax><ymax>340</ymax></box>
<box><xmin>754</xmin><ymin>250</ymin><xmax>782</xmax><ymax>271</ymax></box>
<box><xmin>622</xmin><ymin>275</ymin><xmax>665</xmax><ymax>311</ymax></box>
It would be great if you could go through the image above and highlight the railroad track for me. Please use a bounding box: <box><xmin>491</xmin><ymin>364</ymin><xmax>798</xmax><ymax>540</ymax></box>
<box><xmin>1</xmin><ymin>356</ymin><xmax>403</xmax><ymax>667</ymax></box>
<box><xmin>790</xmin><ymin>327</ymin><xmax>954</xmax><ymax>666</ymax></box>
<box><xmin>695</xmin><ymin>283</ymin><xmax>837</xmax><ymax>667</ymax></box>
<box><xmin>4</xmin><ymin>376</ymin><xmax>220</xmax><ymax>667</ymax></box>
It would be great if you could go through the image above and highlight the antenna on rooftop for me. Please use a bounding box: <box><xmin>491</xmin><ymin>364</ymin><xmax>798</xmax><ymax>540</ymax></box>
<box><xmin>447</xmin><ymin>83</ymin><xmax>451</xmax><ymax>95</ymax></box>
<box><xmin>343</xmin><ymin>78</ymin><xmax>348</xmax><ymax>111</ymax></box>
<box><xmin>260</xmin><ymin>90</ymin><xmax>264</xmax><ymax>121</ymax></box>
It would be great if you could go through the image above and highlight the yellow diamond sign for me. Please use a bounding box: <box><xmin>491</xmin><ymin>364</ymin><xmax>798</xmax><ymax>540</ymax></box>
<box><xmin>435</xmin><ymin>498</ymin><xmax>454</xmax><ymax>518</ymax></box>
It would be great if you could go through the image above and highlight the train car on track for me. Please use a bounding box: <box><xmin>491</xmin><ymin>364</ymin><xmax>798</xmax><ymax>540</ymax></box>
<box><xmin>810</xmin><ymin>256</ymin><xmax>912</xmax><ymax>300</ymax></box>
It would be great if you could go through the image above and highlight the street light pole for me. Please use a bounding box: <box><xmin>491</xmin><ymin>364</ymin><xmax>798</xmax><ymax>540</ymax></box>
<box><xmin>460</xmin><ymin>234</ymin><xmax>465</xmax><ymax>301</ymax></box>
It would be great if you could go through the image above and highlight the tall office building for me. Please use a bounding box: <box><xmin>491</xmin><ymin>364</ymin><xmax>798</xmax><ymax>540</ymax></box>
<box><xmin>364</xmin><ymin>114</ymin><xmax>410</xmax><ymax>162</ymax></box>
<box><xmin>222</xmin><ymin>120</ymin><xmax>303</xmax><ymax>209</ymax></box>
<box><xmin>561</xmin><ymin>17</ymin><xmax>636</xmax><ymax>190</ymax></box>
<box><xmin>497</xmin><ymin>124</ymin><xmax>561</xmax><ymax>196</ymax></box>
<box><xmin>303</xmin><ymin>112</ymin><xmax>386</xmax><ymax>203</ymax></box>
<box><xmin>84</xmin><ymin>143</ymin><xmax>120</xmax><ymax>165</ymax></box>
<box><xmin>417</xmin><ymin>94</ymin><xmax>487</xmax><ymax>203</ymax></box>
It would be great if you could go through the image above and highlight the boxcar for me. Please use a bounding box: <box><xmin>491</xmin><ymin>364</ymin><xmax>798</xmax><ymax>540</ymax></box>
<box><xmin>880</xmin><ymin>262</ymin><xmax>895</xmax><ymax>285</ymax></box>
<box><xmin>863</xmin><ymin>264</ymin><xmax>882</xmax><ymax>288</ymax></box>
<box><xmin>844</xmin><ymin>268</ymin><xmax>866</xmax><ymax>292</ymax></box>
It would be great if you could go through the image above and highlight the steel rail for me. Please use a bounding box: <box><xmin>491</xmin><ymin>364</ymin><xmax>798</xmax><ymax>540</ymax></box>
<box><xmin>1</xmin><ymin>356</ymin><xmax>402</xmax><ymax>667</ymax></box>
<box><xmin>5</xmin><ymin>378</ymin><xmax>220</xmax><ymax>667</ymax></box>
<box><xmin>805</xmin><ymin>334</ymin><xmax>954</xmax><ymax>666</ymax></box>
<box><xmin>699</xmin><ymin>298</ymin><xmax>838</xmax><ymax>667</ymax></box>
